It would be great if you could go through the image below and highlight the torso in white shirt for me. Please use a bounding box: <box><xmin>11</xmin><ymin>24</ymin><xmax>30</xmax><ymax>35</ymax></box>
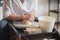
<box><xmin>5</xmin><ymin>0</ymin><xmax>38</xmax><ymax>16</ymax></box>
<box><xmin>3</xmin><ymin>0</ymin><xmax>38</xmax><ymax>26</ymax></box>
<box><xmin>4</xmin><ymin>0</ymin><xmax>38</xmax><ymax>18</ymax></box>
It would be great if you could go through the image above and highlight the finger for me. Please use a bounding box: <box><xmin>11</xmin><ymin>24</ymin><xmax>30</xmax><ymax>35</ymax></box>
<box><xmin>28</xmin><ymin>17</ymin><xmax>35</xmax><ymax>22</ymax></box>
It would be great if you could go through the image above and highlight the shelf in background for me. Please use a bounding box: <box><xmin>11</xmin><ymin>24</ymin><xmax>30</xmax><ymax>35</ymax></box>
<box><xmin>49</xmin><ymin>10</ymin><xmax>60</xmax><ymax>13</ymax></box>
<box><xmin>55</xmin><ymin>22</ymin><xmax>60</xmax><ymax>24</ymax></box>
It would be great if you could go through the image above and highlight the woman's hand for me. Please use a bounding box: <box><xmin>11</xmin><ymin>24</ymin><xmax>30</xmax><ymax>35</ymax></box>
<box><xmin>27</xmin><ymin>13</ymin><xmax>35</xmax><ymax>22</ymax></box>
<box><xmin>23</xmin><ymin>11</ymin><xmax>35</xmax><ymax>22</ymax></box>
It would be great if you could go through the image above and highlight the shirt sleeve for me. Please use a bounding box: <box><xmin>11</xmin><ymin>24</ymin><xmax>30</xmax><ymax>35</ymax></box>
<box><xmin>28</xmin><ymin>0</ymin><xmax>38</xmax><ymax>12</ymax></box>
<box><xmin>33</xmin><ymin>0</ymin><xmax>38</xmax><ymax>13</ymax></box>
<box><xmin>22</xmin><ymin>0</ymin><xmax>38</xmax><ymax>14</ymax></box>
<box><xmin>3</xmin><ymin>0</ymin><xmax>11</xmax><ymax>18</ymax></box>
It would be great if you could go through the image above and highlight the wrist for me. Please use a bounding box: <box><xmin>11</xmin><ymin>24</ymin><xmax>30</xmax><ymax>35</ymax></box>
<box><xmin>22</xmin><ymin>15</ymin><xmax>26</xmax><ymax>20</ymax></box>
<box><xmin>18</xmin><ymin>15</ymin><xmax>24</xmax><ymax>20</ymax></box>
<box><xmin>23</xmin><ymin>15</ymin><xmax>29</xmax><ymax>20</ymax></box>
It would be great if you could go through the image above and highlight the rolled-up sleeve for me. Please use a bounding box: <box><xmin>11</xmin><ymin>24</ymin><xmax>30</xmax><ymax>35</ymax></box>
<box><xmin>3</xmin><ymin>0</ymin><xmax>11</xmax><ymax>18</ymax></box>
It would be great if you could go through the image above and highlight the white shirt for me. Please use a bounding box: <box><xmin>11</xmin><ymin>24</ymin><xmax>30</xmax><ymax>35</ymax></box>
<box><xmin>3</xmin><ymin>0</ymin><xmax>38</xmax><ymax>18</ymax></box>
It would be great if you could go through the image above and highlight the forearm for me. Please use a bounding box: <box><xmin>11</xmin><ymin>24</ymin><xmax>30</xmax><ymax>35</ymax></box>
<box><xmin>6</xmin><ymin>11</ymin><xmax>35</xmax><ymax>21</ymax></box>
<box><xmin>6</xmin><ymin>14</ymin><xmax>24</xmax><ymax>21</ymax></box>
<box><xmin>6</xmin><ymin>14</ymin><xmax>29</xmax><ymax>21</ymax></box>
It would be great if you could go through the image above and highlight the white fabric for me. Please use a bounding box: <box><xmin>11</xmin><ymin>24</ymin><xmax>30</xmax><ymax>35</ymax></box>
<box><xmin>4</xmin><ymin>5</ymin><xmax>11</xmax><ymax>18</ymax></box>
<box><xmin>4</xmin><ymin>0</ymin><xmax>38</xmax><ymax>17</ymax></box>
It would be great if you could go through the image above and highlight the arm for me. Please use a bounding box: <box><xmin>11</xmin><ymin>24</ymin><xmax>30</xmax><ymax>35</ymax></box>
<box><xmin>6</xmin><ymin>13</ymin><xmax>24</xmax><ymax>21</ymax></box>
<box><xmin>3</xmin><ymin>0</ymin><xmax>35</xmax><ymax>21</ymax></box>
<box><xmin>6</xmin><ymin>13</ymin><xmax>30</xmax><ymax>21</ymax></box>
<box><xmin>3</xmin><ymin>0</ymin><xmax>29</xmax><ymax>21</ymax></box>
<box><xmin>3</xmin><ymin>0</ymin><xmax>23</xmax><ymax>21</ymax></box>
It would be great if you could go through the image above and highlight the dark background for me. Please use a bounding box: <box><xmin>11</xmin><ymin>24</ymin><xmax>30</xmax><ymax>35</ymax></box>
<box><xmin>0</xmin><ymin>0</ymin><xmax>3</xmax><ymax>6</ymax></box>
